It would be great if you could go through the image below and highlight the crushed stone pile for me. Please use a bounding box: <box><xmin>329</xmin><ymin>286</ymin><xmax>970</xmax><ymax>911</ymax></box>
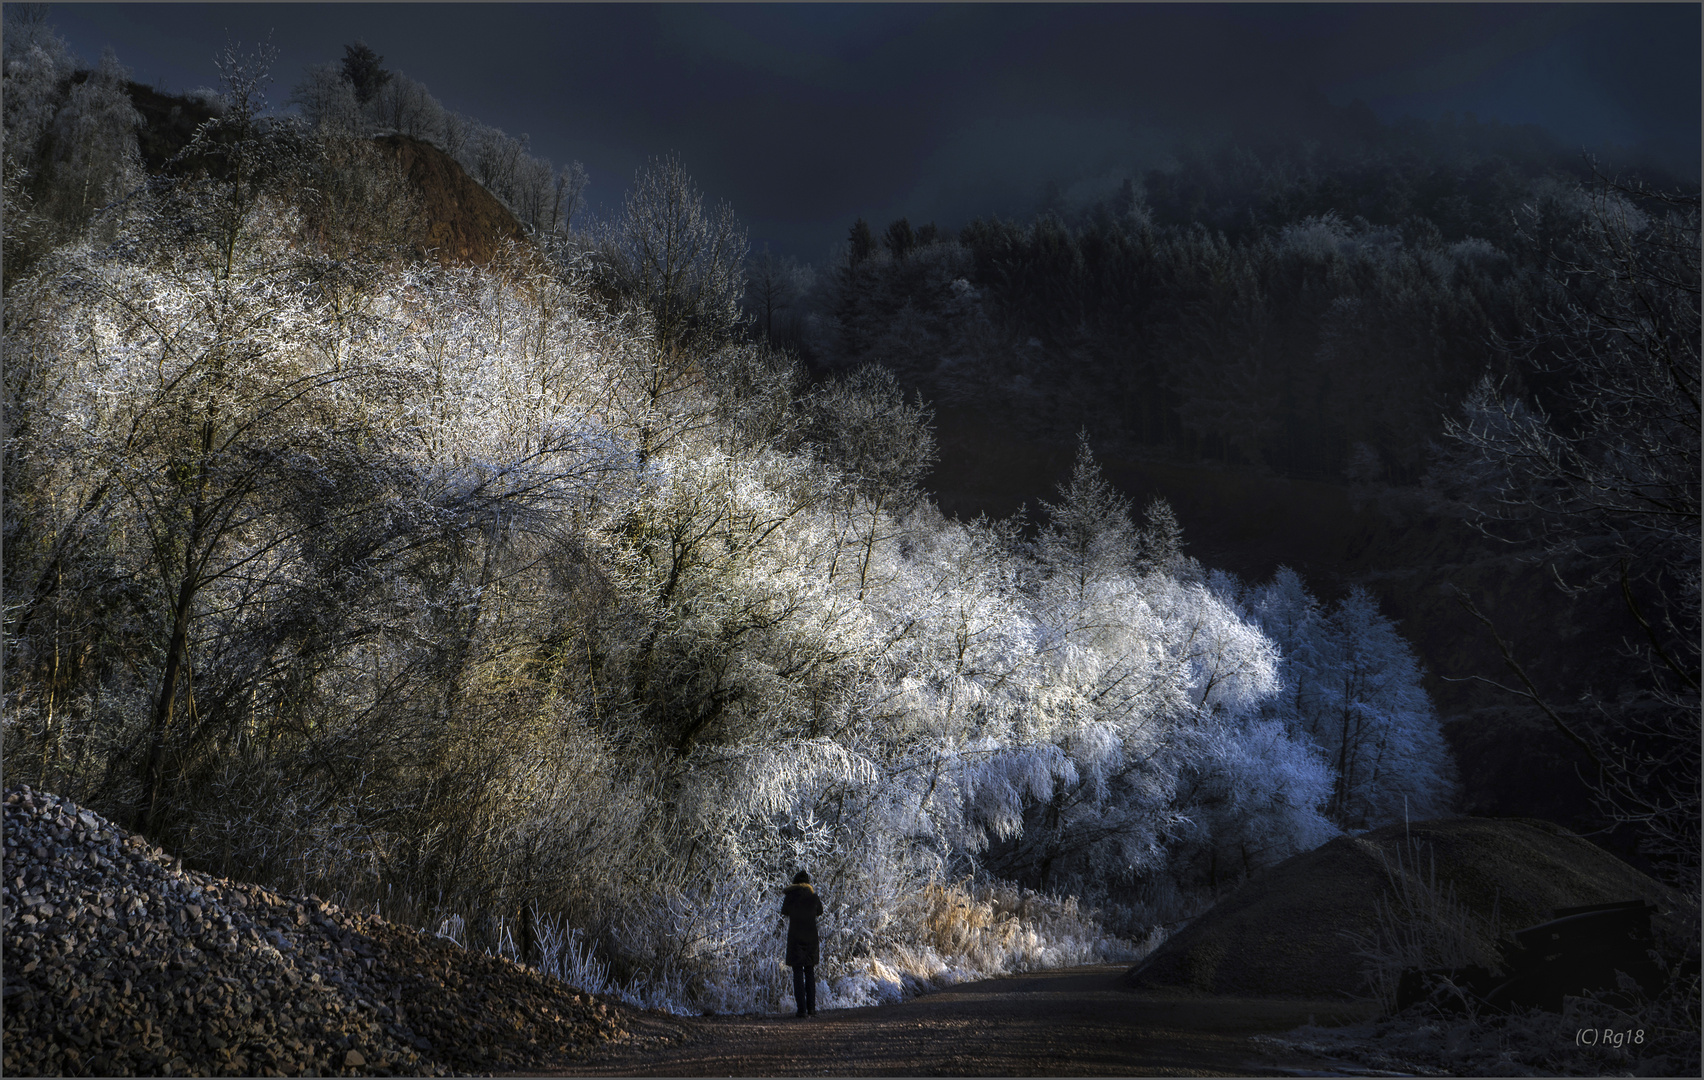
<box><xmin>2</xmin><ymin>786</ymin><xmax>630</xmax><ymax>1076</ymax></box>
<box><xmin>1128</xmin><ymin>816</ymin><xmax>1690</xmax><ymax>1000</ymax></box>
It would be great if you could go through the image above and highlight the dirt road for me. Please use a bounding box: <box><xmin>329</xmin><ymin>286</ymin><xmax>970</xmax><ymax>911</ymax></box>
<box><xmin>543</xmin><ymin>965</ymin><xmax>1380</xmax><ymax>1076</ymax></box>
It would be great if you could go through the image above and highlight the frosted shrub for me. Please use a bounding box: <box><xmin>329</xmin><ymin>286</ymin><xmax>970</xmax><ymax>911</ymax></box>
<box><xmin>820</xmin><ymin>877</ymin><xmax>1142</xmax><ymax>1012</ymax></box>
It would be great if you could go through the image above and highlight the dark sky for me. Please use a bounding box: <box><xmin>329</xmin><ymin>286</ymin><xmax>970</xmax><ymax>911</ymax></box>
<box><xmin>41</xmin><ymin>2</ymin><xmax>1704</xmax><ymax>261</ymax></box>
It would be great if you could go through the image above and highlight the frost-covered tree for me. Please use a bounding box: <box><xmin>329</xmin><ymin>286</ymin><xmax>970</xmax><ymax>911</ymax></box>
<box><xmin>287</xmin><ymin>51</ymin><xmax>585</xmax><ymax>242</ymax></box>
<box><xmin>439</xmin><ymin>107</ymin><xmax>473</xmax><ymax>162</ymax></box>
<box><xmin>1035</xmin><ymin>432</ymin><xmax>1136</xmax><ymax>598</ymax></box>
<box><xmin>7</xmin><ymin>191</ymin><xmax>633</xmax><ymax>914</ymax></box>
<box><xmin>700</xmin><ymin>339</ymin><xmax>803</xmax><ymax>454</ymax></box>
<box><xmin>470</xmin><ymin>122</ymin><xmax>525</xmax><ymax>204</ymax></box>
<box><xmin>1320</xmin><ymin>587</ymin><xmax>1456</xmax><ymax>827</ymax></box>
<box><xmin>1</xmin><ymin>17</ymin><xmax>141</xmax><ymax>251</ymax></box>
<box><xmin>365</xmin><ymin>71</ymin><xmax>445</xmax><ymax>143</ymax></box>
<box><xmin>8</xmin><ymin>207</ymin><xmax>359</xmax><ymax>831</ymax></box>
<box><xmin>163</xmin><ymin>38</ymin><xmax>309</xmax><ymax>280</ymax></box>
<box><xmin>601</xmin><ymin>154</ymin><xmax>748</xmax><ymax>355</ymax></box>
<box><xmin>991</xmin><ymin>543</ymin><xmax>1330</xmax><ymax>905</ymax></box>
<box><xmin>1</xmin><ymin>4</ymin><xmax>74</xmax><ymax>181</ymax></box>
<box><xmin>5</xmin><ymin>20</ymin><xmax>1472</xmax><ymax>1011</ymax></box>
<box><xmin>806</xmin><ymin>364</ymin><xmax>936</xmax><ymax>598</ymax></box>
<box><xmin>808</xmin><ymin>365</ymin><xmax>936</xmax><ymax>507</ymax></box>
<box><xmin>746</xmin><ymin>244</ymin><xmax>812</xmax><ymax>342</ymax></box>
<box><xmin>985</xmin><ymin>459</ymin><xmax>1331</xmax><ymax>905</ymax></box>
<box><xmin>1241</xmin><ymin>567</ymin><xmax>1330</xmax><ymax>727</ymax></box>
<box><xmin>288</xmin><ymin>62</ymin><xmax>360</xmax><ymax>135</ymax></box>
<box><xmin>293</xmin><ymin>130</ymin><xmax>427</xmax><ymax>295</ymax></box>
<box><xmin>1136</xmin><ymin>496</ymin><xmax>1188</xmax><ymax>577</ymax></box>
<box><xmin>1232</xmin><ymin>569</ymin><xmax>1457</xmax><ymax>830</ymax></box>
<box><xmin>41</xmin><ymin>47</ymin><xmax>141</xmax><ymax>232</ymax></box>
<box><xmin>549</xmin><ymin>160</ymin><xmax>589</xmax><ymax>235</ymax></box>
<box><xmin>600</xmin><ymin>449</ymin><xmax>863</xmax><ymax>758</ymax></box>
<box><xmin>585</xmin><ymin>156</ymin><xmax>748</xmax><ymax>462</ymax></box>
<box><xmin>507</xmin><ymin>148</ymin><xmax>553</xmax><ymax>231</ymax></box>
<box><xmin>1166</xmin><ymin>715</ymin><xmax>1336</xmax><ymax>895</ymax></box>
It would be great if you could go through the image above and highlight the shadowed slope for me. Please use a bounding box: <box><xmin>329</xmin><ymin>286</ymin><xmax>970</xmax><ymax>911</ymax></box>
<box><xmin>1127</xmin><ymin>817</ymin><xmax>1687</xmax><ymax>999</ymax></box>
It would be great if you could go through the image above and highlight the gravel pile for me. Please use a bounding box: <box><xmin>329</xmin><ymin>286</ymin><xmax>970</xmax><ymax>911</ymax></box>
<box><xmin>3</xmin><ymin>786</ymin><xmax>631</xmax><ymax>1076</ymax></box>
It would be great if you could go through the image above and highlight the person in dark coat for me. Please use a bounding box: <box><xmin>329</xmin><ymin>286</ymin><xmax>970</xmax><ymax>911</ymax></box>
<box><xmin>780</xmin><ymin>870</ymin><xmax>824</xmax><ymax>1017</ymax></box>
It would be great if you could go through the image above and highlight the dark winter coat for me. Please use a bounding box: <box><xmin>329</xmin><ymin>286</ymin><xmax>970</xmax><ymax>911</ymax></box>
<box><xmin>781</xmin><ymin>883</ymin><xmax>824</xmax><ymax>967</ymax></box>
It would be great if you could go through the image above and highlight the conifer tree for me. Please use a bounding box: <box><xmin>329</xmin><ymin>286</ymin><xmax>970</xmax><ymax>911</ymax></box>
<box><xmin>848</xmin><ymin>217</ymin><xmax>875</xmax><ymax>265</ymax></box>
<box><xmin>884</xmin><ymin>217</ymin><xmax>916</xmax><ymax>260</ymax></box>
<box><xmin>1137</xmin><ymin>497</ymin><xmax>1186</xmax><ymax>576</ymax></box>
<box><xmin>1036</xmin><ymin>431</ymin><xmax>1136</xmax><ymax>596</ymax></box>
<box><xmin>340</xmin><ymin>41</ymin><xmax>391</xmax><ymax>105</ymax></box>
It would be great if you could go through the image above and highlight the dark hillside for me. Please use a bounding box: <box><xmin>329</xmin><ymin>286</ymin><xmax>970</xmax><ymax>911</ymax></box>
<box><xmin>122</xmin><ymin>80</ymin><xmax>218</xmax><ymax>171</ymax></box>
<box><xmin>819</xmin><ymin>131</ymin><xmax>1699</xmax><ymax>874</ymax></box>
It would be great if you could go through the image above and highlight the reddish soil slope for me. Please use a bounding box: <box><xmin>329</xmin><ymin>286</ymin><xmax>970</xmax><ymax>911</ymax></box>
<box><xmin>371</xmin><ymin>133</ymin><xmax>526</xmax><ymax>266</ymax></box>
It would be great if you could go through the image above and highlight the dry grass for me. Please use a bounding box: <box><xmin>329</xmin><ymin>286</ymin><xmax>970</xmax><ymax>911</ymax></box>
<box><xmin>1344</xmin><ymin>827</ymin><xmax>1504</xmax><ymax>1012</ymax></box>
<box><xmin>818</xmin><ymin>876</ymin><xmax>1152</xmax><ymax>1011</ymax></box>
<box><xmin>905</xmin><ymin>877</ymin><xmax>1147</xmax><ymax>972</ymax></box>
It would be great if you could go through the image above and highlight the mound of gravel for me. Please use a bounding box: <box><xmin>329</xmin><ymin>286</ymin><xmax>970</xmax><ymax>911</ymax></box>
<box><xmin>1128</xmin><ymin>816</ymin><xmax>1689</xmax><ymax>1000</ymax></box>
<box><xmin>2</xmin><ymin>786</ymin><xmax>630</xmax><ymax>1076</ymax></box>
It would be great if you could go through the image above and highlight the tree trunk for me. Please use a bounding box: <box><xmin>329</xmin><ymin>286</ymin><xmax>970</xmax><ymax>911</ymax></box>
<box><xmin>1333</xmin><ymin>688</ymin><xmax>1354</xmax><ymax>828</ymax></box>
<box><xmin>140</xmin><ymin>566</ymin><xmax>199</xmax><ymax>832</ymax></box>
<box><xmin>857</xmin><ymin>494</ymin><xmax>886</xmax><ymax>601</ymax></box>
